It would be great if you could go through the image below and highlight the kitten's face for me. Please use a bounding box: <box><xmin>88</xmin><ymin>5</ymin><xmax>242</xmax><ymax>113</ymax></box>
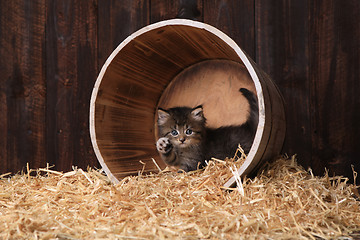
<box><xmin>157</xmin><ymin>106</ymin><xmax>205</xmax><ymax>148</ymax></box>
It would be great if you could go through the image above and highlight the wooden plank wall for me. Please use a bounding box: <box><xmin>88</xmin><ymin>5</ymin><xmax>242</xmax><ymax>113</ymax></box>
<box><xmin>0</xmin><ymin>0</ymin><xmax>359</xmax><ymax>182</ymax></box>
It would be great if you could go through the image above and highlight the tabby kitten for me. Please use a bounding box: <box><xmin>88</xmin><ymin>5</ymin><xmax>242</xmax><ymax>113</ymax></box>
<box><xmin>156</xmin><ymin>88</ymin><xmax>259</xmax><ymax>172</ymax></box>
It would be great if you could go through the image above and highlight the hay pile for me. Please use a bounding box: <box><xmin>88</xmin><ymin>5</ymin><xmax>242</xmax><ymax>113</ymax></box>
<box><xmin>0</xmin><ymin>154</ymin><xmax>359</xmax><ymax>239</ymax></box>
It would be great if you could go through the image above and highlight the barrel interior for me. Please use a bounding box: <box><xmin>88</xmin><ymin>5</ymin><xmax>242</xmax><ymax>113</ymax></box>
<box><xmin>157</xmin><ymin>60</ymin><xmax>256</xmax><ymax>129</ymax></box>
<box><xmin>91</xmin><ymin>22</ymin><xmax>269</xmax><ymax>182</ymax></box>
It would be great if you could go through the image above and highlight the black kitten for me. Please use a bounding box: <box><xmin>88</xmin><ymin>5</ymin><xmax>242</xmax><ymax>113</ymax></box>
<box><xmin>156</xmin><ymin>88</ymin><xmax>258</xmax><ymax>172</ymax></box>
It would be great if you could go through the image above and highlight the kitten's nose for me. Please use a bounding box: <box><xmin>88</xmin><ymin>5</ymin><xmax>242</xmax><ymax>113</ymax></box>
<box><xmin>179</xmin><ymin>137</ymin><xmax>186</xmax><ymax>143</ymax></box>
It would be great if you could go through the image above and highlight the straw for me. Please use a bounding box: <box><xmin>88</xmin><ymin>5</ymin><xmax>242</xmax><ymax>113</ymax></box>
<box><xmin>0</xmin><ymin>151</ymin><xmax>359</xmax><ymax>239</ymax></box>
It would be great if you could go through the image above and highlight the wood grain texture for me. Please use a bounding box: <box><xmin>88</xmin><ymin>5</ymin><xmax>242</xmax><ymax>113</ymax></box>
<box><xmin>256</xmin><ymin>0</ymin><xmax>360</xmax><ymax>182</ymax></box>
<box><xmin>255</xmin><ymin>0</ymin><xmax>312</xmax><ymax>167</ymax></box>
<box><xmin>98</xmin><ymin>0</ymin><xmax>149</xmax><ymax>66</ymax></box>
<box><xmin>92</xmin><ymin>23</ymin><xmax>244</xmax><ymax>179</ymax></box>
<box><xmin>204</xmin><ymin>0</ymin><xmax>255</xmax><ymax>59</ymax></box>
<box><xmin>46</xmin><ymin>0</ymin><xmax>98</xmax><ymax>171</ymax></box>
<box><xmin>0</xmin><ymin>0</ymin><xmax>359</xmax><ymax>183</ymax></box>
<box><xmin>92</xmin><ymin>20</ymin><xmax>286</xmax><ymax>184</ymax></box>
<box><xmin>309</xmin><ymin>0</ymin><xmax>360</xmax><ymax>179</ymax></box>
<box><xmin>150</xmin><ymin>0</ymin><xmax>203</xmax><ymax>22</ymax></box>
<box><xmin>0</xmin><ymin>0</ymin><xmax>46</xmax><ymax>173</ymax></box>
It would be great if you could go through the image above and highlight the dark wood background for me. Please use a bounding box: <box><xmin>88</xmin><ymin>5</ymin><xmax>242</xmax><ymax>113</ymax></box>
<box><xmin>0</xmin><ymin>0</ymin><xmax>359</xmax><ymax>183</ymax></box>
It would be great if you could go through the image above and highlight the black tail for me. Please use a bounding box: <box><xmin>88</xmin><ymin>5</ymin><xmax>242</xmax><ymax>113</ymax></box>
<box><xmin>239</xmin><ymin>88</ymin><xmax>259</xmax><ymax>133</ymax></box>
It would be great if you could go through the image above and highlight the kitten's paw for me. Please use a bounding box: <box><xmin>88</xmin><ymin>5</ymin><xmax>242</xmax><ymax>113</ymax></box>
<box><xmin>156</xmin><ymin>137</ymin><xmax>172</xmax><ymax>154</ymax></box>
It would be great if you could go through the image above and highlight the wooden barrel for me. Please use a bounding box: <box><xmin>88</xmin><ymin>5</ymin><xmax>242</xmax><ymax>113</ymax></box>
<box><xmin>89</xmin><ymin>19</ymin><xmax>286</xmax><ymax>185</ymax></box>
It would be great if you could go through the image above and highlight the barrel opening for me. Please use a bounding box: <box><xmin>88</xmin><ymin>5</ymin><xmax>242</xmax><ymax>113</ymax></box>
<box><xmin>90</xmin><ymin>19</ymin><xmax>285</xmax><ymax>185</ymax></box>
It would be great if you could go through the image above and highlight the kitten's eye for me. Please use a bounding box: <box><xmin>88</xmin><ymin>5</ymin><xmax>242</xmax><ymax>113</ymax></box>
<box><xmin>170</xmin><ymin>130</ymin><xmax>179</xmax><ymax>136</ymax></box>
<box><xmin>185</xmin><ymin>129</ymin><xmax>193</xmax><ymax>135</ymax></box>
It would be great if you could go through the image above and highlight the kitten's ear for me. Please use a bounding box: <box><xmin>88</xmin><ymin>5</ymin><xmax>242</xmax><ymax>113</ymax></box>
<box><xmin>157</xmin><ymin>108</ymin><xmax>170</xmax><ymax>125</ymax></box>
<box><xmin>191</xmin><ymin>105</ymin><xmax>204</xmax><ymax>121</ymax></box>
